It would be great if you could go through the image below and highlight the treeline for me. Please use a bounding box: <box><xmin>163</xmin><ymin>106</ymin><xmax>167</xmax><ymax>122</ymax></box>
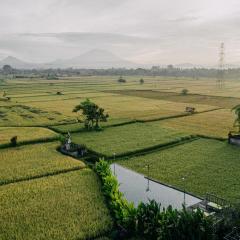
<box><xmin>2</xmin><ymin>64</ymin><xmax>240</xmax><ymax>79</ymax></box>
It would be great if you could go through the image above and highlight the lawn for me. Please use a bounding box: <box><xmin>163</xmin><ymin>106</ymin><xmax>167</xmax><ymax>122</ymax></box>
<box><xmin>160</xmin><ymin>109</ymin><xmax>234</xmax><ymax>138</ymax></box>
<box><xmin>72</xmin><ymin>122</ymin><xmax>189</xmax><ymax>157</ymax></box>
<box><xmin>0</xmin><ymin>142</ymin><xmax>85</xmax><ymax>184</ymax></box>
<box><xmin>0</xmin><ymin>127</ymin><xmax>59</xmax><ymax>146</ymax></box>
<box><xmin>118</xmin><ymin>138</ymin><xmax>240</xmax><ymax>202</ymax></box>
<box><xmin>0</xmin><ymin>169</ymin><xmax>113</xmax><ymax>240</ymax></box>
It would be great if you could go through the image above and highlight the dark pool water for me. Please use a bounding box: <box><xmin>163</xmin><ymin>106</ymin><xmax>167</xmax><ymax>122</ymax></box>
<box><xmin>111</xmin><ymin>163</ymin><xmax>201</xmax><ymax>209</ymax></box>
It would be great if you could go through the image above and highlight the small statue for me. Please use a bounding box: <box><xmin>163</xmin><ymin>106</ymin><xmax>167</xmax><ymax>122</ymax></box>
<box><xmin>65</xmin><ymin>132</ymin><xmax>71</xmax><ymax>151</ymax></box>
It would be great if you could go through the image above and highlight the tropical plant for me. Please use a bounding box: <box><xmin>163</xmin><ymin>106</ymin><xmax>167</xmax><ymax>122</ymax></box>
<box><xmin>232</xmin><ymin>105</ymin><xmax>240</xmax><ymax>132</ymax></box>
<box><xmin>73</xmin><ymin>98</ymin><xmax>109</xmax><ymax>130</ymax></box>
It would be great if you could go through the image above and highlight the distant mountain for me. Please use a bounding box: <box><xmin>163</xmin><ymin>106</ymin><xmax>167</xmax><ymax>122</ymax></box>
<box><xmin>0</xmin><ymin>50</ymin><xmax>138</xmax><ymax>69</ymax></box>
<box><xmin>45</xmin><ymin>49</ymin><xmax>138</xmax><ymax>69</ymax></box>
<box><xmin>0</xmin><ymin>56</ymin><xmax>38</xmax><ymax>69</ymax></box>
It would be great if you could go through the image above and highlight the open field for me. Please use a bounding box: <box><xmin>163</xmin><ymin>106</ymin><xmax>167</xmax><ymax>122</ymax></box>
<box><xmin>118</xmin><ymin>138</ymin><xmax>240</xmax><ymax>202</ymax></box>
<box><xmin>161</xmin><ymin>109</ymin><xmax>234</xmax><ymax>138</ymax></box>
<box><xmin>110</xmin><ymin>90</ymin><xmax>240</xmax><ymax>109</ymax></box>
<box><xmin>0</xmin><ymin>142</ymin><xmax>85</xmax><ymax>184</ymax></box>
<box><xmin>72</xmin><ymin>122</ymin><xmax>189</xmax><ymax>156</ymax></box>
<box><xmin>0</xmin><ymin>104</ymin><xmax>73</xmax><ymax>126</ymax></box>
<box><xmin>0</xmin><ymin>127</ymin><xmax>58</xmax><ymax>146</ymax></box>
<box><xmin>0</xmin><ymin>169</ymin><xmax>112</xmax><ymax>240</ymax></box>
<box><xmin>1</xmin><ymin>75</ymin><xmax>240</xmax><ymax>238</ymax></box>
<box><xmin>28</xmin><ymin>94</ymin><xmax>216</xmax><ymax>124</ymax></box>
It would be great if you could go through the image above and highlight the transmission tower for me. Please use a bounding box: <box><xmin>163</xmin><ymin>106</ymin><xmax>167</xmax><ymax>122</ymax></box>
<box><xmin>217</xmin><ymin>42</ymin><xmax>225</xmax><ymax>88</ymax></box>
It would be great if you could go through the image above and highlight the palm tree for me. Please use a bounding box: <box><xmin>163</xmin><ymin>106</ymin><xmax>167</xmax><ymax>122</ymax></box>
<box><xmin>232</xmin><ymin>105</ymin><xmax>240</xmax><ymax>132</ymax></box>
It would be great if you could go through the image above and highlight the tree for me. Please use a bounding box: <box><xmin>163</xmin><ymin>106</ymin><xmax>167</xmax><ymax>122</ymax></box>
<box><xmin>139</xmin><ymin>78</ymin><xmax>144</xmax><ymax>84</ymax></box>
<box><xmin>181</xmin><ymin>89</ymin><xmax>189</xmax><ymax>95</ymax></box>
<box><xmin>118</xmin><ymin>76</ymin><xmax>126</xmax><ymax>83</ymax></box>
<box><xmin>73</xmin><ymin>99</ymin><xmax>109</xmax><ymax>130</ymax></box>
<box><xmin>2</xmin><ymin>65</ymin><xmax>13</xmax><ymax>74</ymax></box>
<box><xmin>232</xmin><ymin>105</ymin><xmax>240</xmax><ymax>132</ymax></box>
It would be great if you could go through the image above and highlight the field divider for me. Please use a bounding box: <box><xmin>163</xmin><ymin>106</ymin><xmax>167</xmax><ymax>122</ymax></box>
<box><xmin>196</xmin><ymin>134</ymin><xmax>227</xmax><ymax>141</ymax></box>
<box><xmin>0</xmin><ymin>166</ymin><xmax>86</xmax><ymax>187</ymax></box>
<box><xmin>137</xmin><ymin>107</ymin><xmax>222</xmax><ymax>123</ymax></box>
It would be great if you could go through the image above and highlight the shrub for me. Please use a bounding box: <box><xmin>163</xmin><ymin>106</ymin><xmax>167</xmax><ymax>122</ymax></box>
<box><xmin>95</xmin><ymin>158</ymin><xmax>137</xmax><ymax>234</ymax></box>
<box><xmin>10</xmin><ymin>136</ymin><xmax>18</xmax><ymax>147</ymax></box>
<box><xmin>181</xmin><ymin>89</ymin><xmax>189</xmax><ymax>95</ymax></box>
<box><xmin>118</xmin><ymin>77</ymin><xmax>126</xmax><ymax>83</ymax></box>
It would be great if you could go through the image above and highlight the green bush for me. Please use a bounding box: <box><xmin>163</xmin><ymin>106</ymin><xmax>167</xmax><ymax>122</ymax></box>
<box><xmin>95</xmin><ymin>158</ymin><xmax>136</xmax><ymax>233</ymax></box>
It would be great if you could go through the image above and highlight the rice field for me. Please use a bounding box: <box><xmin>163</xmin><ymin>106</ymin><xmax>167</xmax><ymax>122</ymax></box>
<box><xmin>0</xmin><ymin>104</ymin><xmax>73</xmax><ymax>127</ymax></box>
<box><xmin>0</xmin><ymin>127</ymin><xmax>58</xmax><ymax>146</ymax></box>
<box><xmin>118</xmin><ymin>138</ymin><xmax>240</xmax><ymax>202</ymax></box>
<box><xmin>72</xmin><ymin>122</ymin><xmax>189</xmax><ymax>156</ymax></box>
<box><xmin>0</xmin><ymin>169</ymin><xmax>112</xmax><ymax>240</ymax></box>
<box><xmin>27</xmin><ymin>94</ymin><xmax>215</xmax><ymax>122</ymax></box>
<box><xmin>111</xmin><ymin>89</ymin><xmax>240</xmax><ymax>108</ymax></box>
<box><xmin>160</xmin><ymin>109</ymin><xmax>234</xmax><ymax>138</ymax></box>
<box><xmin>0</xmin><ymin>142</ymin><xmax>85</xmax><ymax>184</ymax></box>
<box><xmin>2</xmin><ymin>75</ymin><xmax>240</xmax><ymax>238</ymax></box>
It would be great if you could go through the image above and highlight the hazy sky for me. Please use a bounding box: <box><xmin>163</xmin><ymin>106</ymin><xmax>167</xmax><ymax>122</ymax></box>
<box><xmin>0</xmin><ymin>0</ymin><xmax>240</xmax><ymax>65</ymax></box>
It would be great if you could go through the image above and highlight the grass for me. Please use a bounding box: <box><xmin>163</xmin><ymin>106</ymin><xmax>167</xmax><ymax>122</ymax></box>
<box><xmin>160</xmin><ymin>109</ymin><xmax>234</xmax><ymax>138</ymax></box>
<box><xmin>0</xmin><ymin>127</ymin><xmax>59</xmax><ymax>146</ymax></box>
<box><xmin>72</xmin><ymin>122</ymin><xmax>189</xmax><ymax>157</ymax></box>
<box><xmin>0</xmin><ymin>142</ymin><xmax>85</xmax><ymax>185</ymax></box>
<box><xmin>118</xmin><ymin>138</ymin><xmax>240</xmax><ymax>202</ymax></box>
<box><xmin>0</xmin><ymin>169</ymin><xmax>113</xmax><ymax>240</ymax></box>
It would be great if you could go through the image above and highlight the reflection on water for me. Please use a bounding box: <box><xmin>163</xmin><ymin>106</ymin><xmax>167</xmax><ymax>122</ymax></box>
<box><xmin>111</xmin><ymin>163</ymin><xmax>201</xmax><ymax>210</ymax></box>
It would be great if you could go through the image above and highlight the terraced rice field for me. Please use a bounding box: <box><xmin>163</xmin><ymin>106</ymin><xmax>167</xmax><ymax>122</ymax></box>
<box><xmin>118</xmin><ymin>138</ymin><xmax>240</xmax><ymax>202</ymax></box>
<box><xmin>0</xmin><ymin>169</ymin><xmax>112</xmax><ymax>240</ymax></box>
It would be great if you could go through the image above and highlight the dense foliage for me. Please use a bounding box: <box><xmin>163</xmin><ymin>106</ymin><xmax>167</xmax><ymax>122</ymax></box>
<box><xmin>73</xmin><ymin>98</ymin><xmax>109</xmax><ymax>130</ymax></box>
<box><xmin>95</xmin><ymin>158</ymin><xmax>214</xmax><ymax>239</ymax></box>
